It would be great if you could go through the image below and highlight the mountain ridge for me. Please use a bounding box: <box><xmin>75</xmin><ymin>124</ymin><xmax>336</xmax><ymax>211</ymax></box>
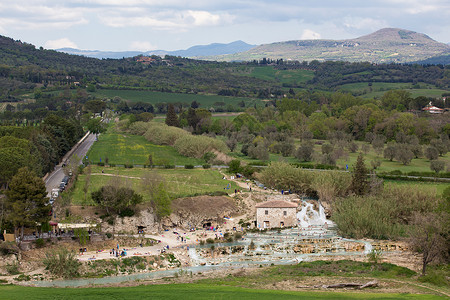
<box><xmin>210</xmin><ymin>28</ymin><xmax>450</xmax><ymax>63</ymax></box>
<box><xmin>58</xmin><ymin>40</ymin><xmax>255</xmax><ymax>59</ymax></box>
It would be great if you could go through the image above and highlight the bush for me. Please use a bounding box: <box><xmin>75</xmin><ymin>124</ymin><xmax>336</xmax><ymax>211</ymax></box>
<box><xmin>118</xmin><ymin>208</ymin><xmax>135</xmax><ymax>218</ymax></box>
<box><xmin>0</xmin><ymin>242</ymin><xmax>19</xmax><ymax>256</ymax></box>
<box><xmin>174</xmin><ymin>135</ymin><xmax>228</xmax><ymax>158</ymax></box>
<box><xmin>106</xmin><ymin>233</ymin><xmax>112</xmax><ymax>239</ymax></box>
<box><xmin>6</xmin><ymin>262</ymin><xmax>20</xmax><ymax>275</ymax></box>
<box><xmin>97</xmin><ymin>162</ymin><xmax>105</xmax><ymax>166</ymax></box>
<box><xmin>332</xmin><ymin>185</ymin><xmax>442</xmax><ymax>239</ymax></box>
<box><xmin>43</xmin><ymin>248</ymin><xmax>81</xmax><ymax>279</ymax></box>
<box><xmin>164</xmin><ymin>164</ymin><xmax>175</xmax><ymax>169</ymax></box>
<box><xmin>34</xmin><ymin>238</ymin><xmax>45</xmax><ymax>248</ymax></box>
<box><xmin>202</xmin><ymin>164</ymin><xmax>211</xmax><ymax>169</ymax></box>
<box><xmin>184</xmin><ymin>164</ymin><xmax>194</xmax><ymax>169</ymax></box>
<box><xmin>206</xmin><ymin>238</ymin><xmax>215</xmax><ymax>244</ymax></box>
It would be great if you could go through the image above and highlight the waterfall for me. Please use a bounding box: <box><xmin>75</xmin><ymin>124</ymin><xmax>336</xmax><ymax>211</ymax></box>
<box><xmin>363</xmin><ymin>241</ymin><xmax>373</xmax><ymax>254</ymax></box>
<box><xmin>297</xmin><ymin>200</ymin><xmax>332</xmax><ymax>227</ymax></box>
<box><xmin>188</xmin><ymin>247</ymin><xmax>206</xmax><ymax>266</ymax></box>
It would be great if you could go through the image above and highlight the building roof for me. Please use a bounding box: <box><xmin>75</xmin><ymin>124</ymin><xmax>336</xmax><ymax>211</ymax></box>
<box><xmin>255</xmin><ymin>200</ymin><xmax>298</xmax><ymax>208</ymax></box>
<box><xmin>422</xmin><ymin>106</ymin><xmax>443</xmax><ymax>111</ymax></box>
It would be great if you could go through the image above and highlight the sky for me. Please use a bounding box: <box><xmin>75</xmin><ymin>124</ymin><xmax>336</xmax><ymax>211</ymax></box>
<box><xmin>0</xmin><ymin>0</ymin><xmax>449</xmax><ymax>52</ymax></box>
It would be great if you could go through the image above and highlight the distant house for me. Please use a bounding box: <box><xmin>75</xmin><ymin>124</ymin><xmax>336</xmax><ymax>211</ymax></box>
<box><xmin>422</xmin><ymin>105</ymin><xmax>444</xmax><ymax>114</ymax></box>
<box><xmin>255</xmin><ymin>200</ymin><xmax>298</xmax><ymax>229</ymax></box>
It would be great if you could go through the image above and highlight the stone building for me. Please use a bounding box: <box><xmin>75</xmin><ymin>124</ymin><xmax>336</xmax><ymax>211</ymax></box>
<box><xmin>255</xmin><ymin>200</ymin><xmax>298</xmax><ymax>229</ymax></box>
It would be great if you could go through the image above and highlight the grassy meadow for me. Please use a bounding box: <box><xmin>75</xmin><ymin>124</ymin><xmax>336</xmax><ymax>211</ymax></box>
<box><xmin>92</xmin><ymin>89</ymin><xmax>263</xmax><ymax>108</ymax></box>
<box><xmin>69</xmin><ymin>166</ymin><xmax>239</xmax><ymax>205</ymax></box>
<box><xmin>1</xmin><ymin>284</ymin><xmax>445</xmax><ymax>300</ymax></box>
<box><xmin>86</xmin><ymin>133</ymin><xmax>203</xmax><ymax>166</ymax></box>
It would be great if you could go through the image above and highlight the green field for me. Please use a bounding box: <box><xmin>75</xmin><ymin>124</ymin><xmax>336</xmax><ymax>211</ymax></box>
<box><xmin>0</xmin><ymin>283</ymin><xmax>445</xmax><ymax>300</ymax></box>
<box><xmin>69</xmin><ymin>166</ymin><xmax>239</xmax><ymax>205</ymax></box>
<box><xmin>337</xmin><ymin>82</ymin><xmax>448</xmax><ymax>99</ymax></box>
<box><xmin>92</xmin><ymin>89</ymin><xmax>262</xmax><ymax>108</ymax></box>
<box><xmin>245</xmin><ymin>66</ymin><xmax>315</xmax><ymax>86</ymax></box>
<box><xmin>384</xmin><ymin>180</ymin><xmax>448</xmax><ymax>196</ymax></box>
<box><xmin>229</xmin><ymin>140</ymin><xmax>449</xmax><ymax>175</ymax></box>
<box><xmin>86</xmin><ymin>133</ymin><xmax>203</xmax><ymax>166</ymax></box>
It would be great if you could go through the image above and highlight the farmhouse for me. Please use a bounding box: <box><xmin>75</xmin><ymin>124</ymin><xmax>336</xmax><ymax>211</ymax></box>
<box><xmin>255</xmin><ymin>200</ymin><xmax>298</xmax><ymax>229</ymax></box>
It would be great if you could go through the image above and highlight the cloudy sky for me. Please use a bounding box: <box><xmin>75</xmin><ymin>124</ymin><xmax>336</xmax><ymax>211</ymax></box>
<box><xmin>0</xmin><ymin>0</ymin><xmax>449</xmax><ymax>51</ymax></box>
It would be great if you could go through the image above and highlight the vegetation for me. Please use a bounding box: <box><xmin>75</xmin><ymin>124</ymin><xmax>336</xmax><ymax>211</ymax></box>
<box><xmin>68</xmin><ymin>166</ymin><xmax>239</xmax><ymax>205</ymax></box>
<box><xmin>43</xmin><ymin>248</ymin><xmax>81</xmax><ymax>279</ymax></box>
<box><xmin>4</xmin><ymin>167</ymin><xmax>50</xmax><ymax>240</ymax></box>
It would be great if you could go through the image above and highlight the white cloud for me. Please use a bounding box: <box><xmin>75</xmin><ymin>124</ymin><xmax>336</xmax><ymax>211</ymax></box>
<box><xmin>130</xmin><ymin>41</ymin><xmax>157</xmax><ymax>51</ymax></box>
<box><xmin>45</xmin><ymin>38</ymin><xmax>78</xmax><ymax>49</ymax></box>
<box><xmin>98</xmin><ymin>9</ymin><xmax>233</xmax><ymax>30</ymax></box>
<box><xmin>343</xmin><ymin>17</ymin><xmax>389</xmax><ymax>31</ymax></box>
<box><xmin>301</xmin><ymin>29</ymin><xmax>321</xmax><ymax>40</ymax></box>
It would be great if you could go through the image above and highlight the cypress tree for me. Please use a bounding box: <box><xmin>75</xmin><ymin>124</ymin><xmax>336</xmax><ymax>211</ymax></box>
<box><xmin>165</xmin><ymin>104</ymin><xmax>179</xmax><ymax>127</ymax></box>
<box><xmin>350</xmin><ymin>153</ymin><xmax>369</xmax><ymax>195</ymax></box>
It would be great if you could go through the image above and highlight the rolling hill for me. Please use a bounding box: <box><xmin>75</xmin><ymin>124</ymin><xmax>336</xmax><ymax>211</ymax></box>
<box><xmin>211</xmin><ymin>28</ymin><xmax>450</xmax><ymax>63</ymax></box>
<box><xmin>58</xmin><ymin>40</ymin><xmax>255</xmax><ymax>59</ymax></box>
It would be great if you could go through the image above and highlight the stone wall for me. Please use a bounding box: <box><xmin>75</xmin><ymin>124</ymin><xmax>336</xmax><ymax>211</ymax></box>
<box><xmin>256</xmin><ymin>207</ymin><xmax>297</xmax><ymax>229</ymax></box>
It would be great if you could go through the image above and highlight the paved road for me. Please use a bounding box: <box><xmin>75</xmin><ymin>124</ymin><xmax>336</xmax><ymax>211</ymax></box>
<box><xmin>44</xmin><ymin>133</ymin><xmax>97</xmax><ymax>196</ymax></box>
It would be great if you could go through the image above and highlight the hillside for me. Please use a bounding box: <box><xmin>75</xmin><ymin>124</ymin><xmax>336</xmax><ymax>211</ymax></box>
<box><xmin>213</xmin><ymin>28</ymin><xmax>450</xmax><ymax>63</ymax></box>
<box><xmin>58</xmin><ymin>40</ymin><xmax>255</xmax><ymax>59</ymax></box>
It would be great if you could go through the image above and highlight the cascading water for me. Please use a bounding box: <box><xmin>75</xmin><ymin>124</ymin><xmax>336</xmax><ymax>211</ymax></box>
<box><xmin>297</xmin><ymin>200</ymin><xmax>333</xmax><ymax>228</ymax></box>
<box><xmin>31</xmin><ymin>198</ymin><xmax>390</xmax><ymax>287</ymax></box>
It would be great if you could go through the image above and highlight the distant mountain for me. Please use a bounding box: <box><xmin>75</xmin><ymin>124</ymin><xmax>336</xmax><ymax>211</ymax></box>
<box><xmin>58</xmin><ymin>40</ymin><xmax>255</xmax><ymax>59</ymax></box>
<box><xmin>212</xmin><ymin>28</ymin><xmax>450</xmax><ymax>63</ymax></box>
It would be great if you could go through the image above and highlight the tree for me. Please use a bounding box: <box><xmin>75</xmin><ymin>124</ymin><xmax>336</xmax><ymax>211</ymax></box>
<box><xmin>394</xmin><ymin>144</ymin><xmax>414</xmax><ymax>165</ymax></box>
<box><xmin>147</xmin><ymin>154</ymin><xmax>153</xmax><ymax>167</ymax></box>
<box><xmin>409</xmin><ymin>212</ymin><xmax>449</xmax><ymax>275</ymax></box>
<box><xmin>350</xmin><ymin>153</ymin><xmax>368</xmax><ymax>196</ymax></box>
<box><xmin>5</xmin><ymin>167</ymin><xmax>50</xmax><ymax>240</ymax></box>
<box><xmin>383</xmin><ymin>142</ymin><xmax>396</xmax><ymax>161</ymax></box>
<box><xmin>86</xmin><ymin>117</ymin><xmax>106</xmax><ymax>136</ymax></box>
<box><xmin>190</xmin><ymin>100</ymin><xmax>199</xmax><ymax>109</ymax></box>
<box><xmin>165</xmin><ymin>104</ymin><xmax>179</xmax><ymax>127</ymax></box>
<box><xmin>430</xmin><ymin>160</ymin><xmax>445</xmax><ymax>174</ymax></box>
<box><xmin>370</xmin><ymin>158</ymin><xmax>381</xmax><ymax>170</ymax></box>
<box><xmin>91</xmin><ymin>185</ymin><xmax>143</xmax><ymax>216</ymax></box>
<box><xmin>295</xmin><ymin>143</ymin><xmax>314</xmax><ymax>162</ymax></box>
<box><xmin>226</xmin><ymin>137</ymin><xmax>237</xmax><ymax>152</ymax></box>
<box><xmin>152</xmin><ymin>183</ymin><xmax>172</xmax><ymax>220</ymax></box>
<box><xmin>228</xmin><ymin>160</ymin><xmax>242</xmax><ymax>174</ymax></box>
<box><xmin>424</xmin><ymin>146</ymin><xmax>439</xmax><ymax>161</ymax></box>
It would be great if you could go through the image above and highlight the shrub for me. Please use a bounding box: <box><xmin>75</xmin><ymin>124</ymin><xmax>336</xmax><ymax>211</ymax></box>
<box><xmin>174</xmin><ymin>135</ymin><xmax>228</xmax><ymax>158</ymax></box>
<box><xmin>97</xmin><ymin>162</ymin><xmax>105</xmax><ymax>166</ymax></box>
<box><xmin>118</xmin><ymin>208</ymin><xmax>135</xmax><ymax>218</ymax></box>
<box><xmin>164</xmin><ymin>164</ymin><xmax>175</xmax><ymax>169</ymax></box>
<box><xmin>0</xmin><ymin>242</ymin><xmax>19</xmax><ymax>256</ymax></box>
<box><xmin>106</xmin><ymin>233</ymin><xmax>112</xmax><ymax>239</ymax></box>
<box><xmin>43</xmin><ymin>248</ymin><xmax>81</xmax><ymax>279</ymax></box>
<box><xmin>206</xmin><ymin>238</ymin><xmax>215</xmax><ymax>244</ymax></box>
<box><xmin>184</xmin><ymin>164</ymin><xmax>194</xmax><ymax>169</ymax></box>
<box><xmin>6</xmin><ymin>262</ymin><xmax>20</xmax><ymax>275</ymax></box>
<box><xmin>34</xmin><ymin>238</ymin><xmax>45</xmax><ymax>248</ymax></box>
<box><xmin>144</xmin><ymin>123</ymin><xmax>186</xmax><ymax>146</ymax></box>
<box><xmin>202</xmin><ymin>164</ymin><xmax>211</xmax><ymax>169</ymax></box>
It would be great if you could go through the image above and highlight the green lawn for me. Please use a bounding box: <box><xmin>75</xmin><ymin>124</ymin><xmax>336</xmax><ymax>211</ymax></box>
<box><xmin>86</xmin><ymin>133</ymin><xmax>203</xmax><ymax>166</ymax></box>
<box><xmin>69</xmin><ymin>166</ymin><xmax>239</xmax><ymax>205</ymax></box>
<box><xmin>92</xmin><ymin>89</ymin><xmax>262</xmax><ymax>108</ymax></box>
<box><xmin>0</xmin><ymin>283</ymin><xmax>445</xmax><ymax>300</ymax></box>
